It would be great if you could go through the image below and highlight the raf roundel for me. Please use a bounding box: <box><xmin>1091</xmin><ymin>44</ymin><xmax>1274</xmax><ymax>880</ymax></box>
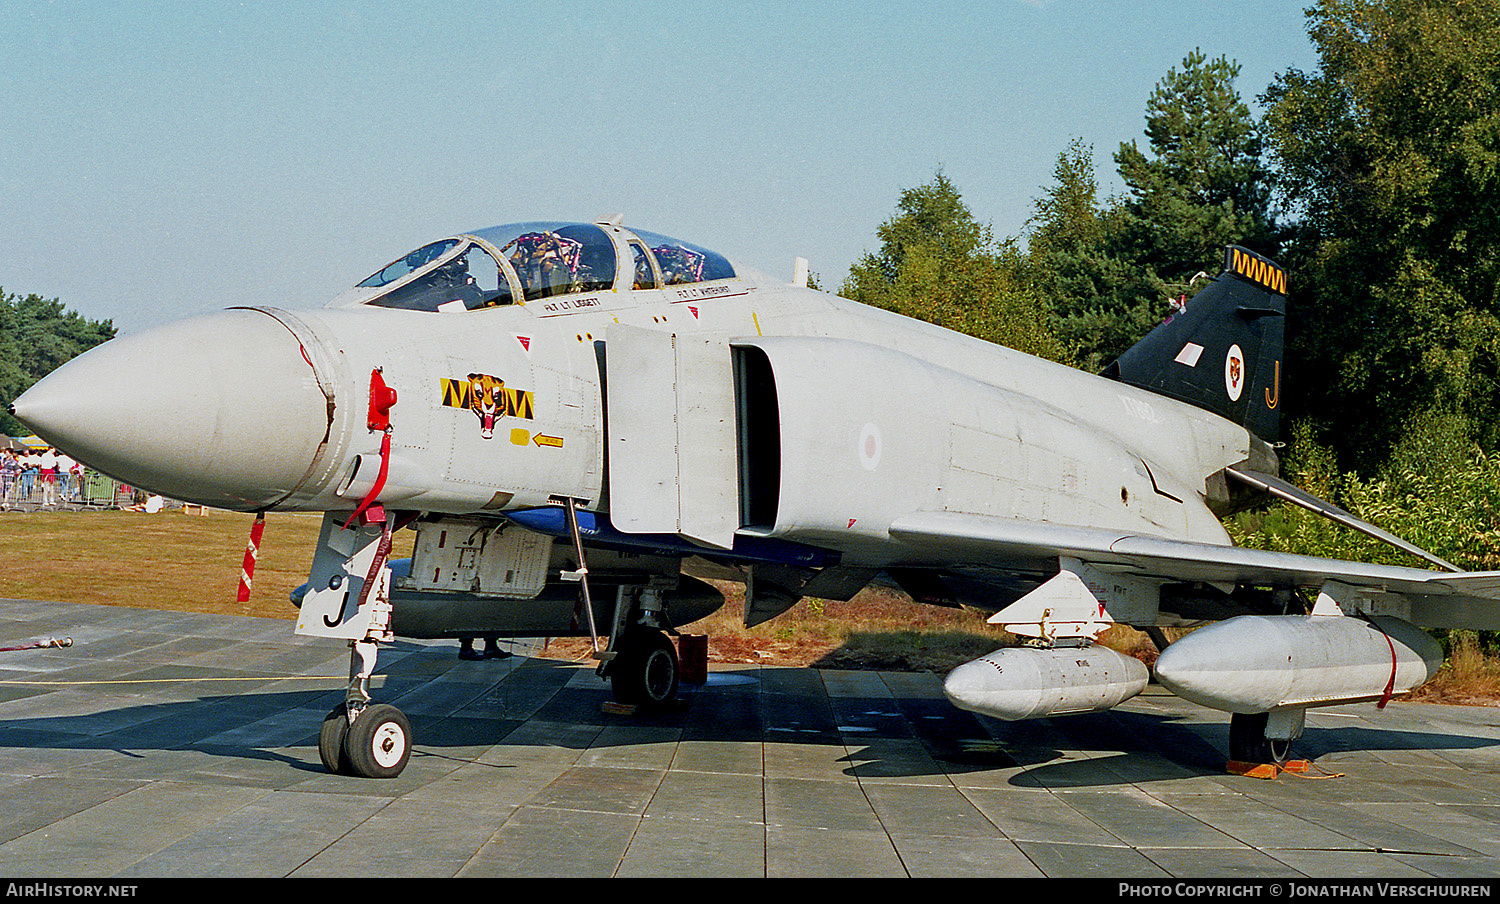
<box><xmin>859</xmin><ymin>422</ymin><xmax>882</xmax><ymax>471</ymax></box>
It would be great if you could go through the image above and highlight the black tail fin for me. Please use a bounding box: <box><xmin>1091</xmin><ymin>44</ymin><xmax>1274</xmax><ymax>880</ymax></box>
<box><xmin>1103</xmin><ymin>246</ymin><xmax>1286</xmax><ymax>441</ymax></box>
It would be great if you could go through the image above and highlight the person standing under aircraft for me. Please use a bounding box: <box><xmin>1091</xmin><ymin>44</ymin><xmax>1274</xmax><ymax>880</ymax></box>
<box><xmin>458</xmin><ymin>635</ymin><xmax>511</xmax><ymax>661</ymax></box>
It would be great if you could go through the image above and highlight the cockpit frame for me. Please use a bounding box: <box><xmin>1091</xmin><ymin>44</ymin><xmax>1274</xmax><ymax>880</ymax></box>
<box><xmin>333</xmin><ymin>221</ymin><xmax>737</xmax><ymax>314</ymax></box>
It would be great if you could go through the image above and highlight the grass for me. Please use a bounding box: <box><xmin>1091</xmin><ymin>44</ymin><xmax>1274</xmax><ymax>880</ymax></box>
<box><xmin>1408</xmin><ymin>631</ymin><xmax>1500</xmax><ymax>706</ymax></box>
<box><xmin>0</xmin><ymin>509</ymin><xmax>345</xmax><ymax>619</ymax></box>
<box><xmin>0</xmin><ymin>509</ymin><xmax>1013</xmax><ymax>670</ymax></box>
<box><xmin>1</xmin><ymin>510</ymin><xmax>1494</xmax><ymax>703</ymax></box>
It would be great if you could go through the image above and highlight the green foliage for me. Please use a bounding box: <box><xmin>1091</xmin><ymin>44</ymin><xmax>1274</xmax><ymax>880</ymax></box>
<box><xmin>842</xmin><ymin>172</ymin><xmax>1068</xmax><ymax>362</ymax></box>
<box><xmin>1024</xmin><ymin>140</ymin><xmax>1157</xmax><ymax>371</ymax></box>
<box><xmin>1115</xmin><ymin>50</ymin><xmax>1281</xmax><ymax>272</ymax></box>
<box><xmin>1260</xmin><ymin>0</ymin><xmax>1500</xmax><ymax>471</ymax></box>
<box><xmin>1229</xmin><ymin>420</ymin><xmax>1500</xmax><ymax>573</ymax></box>
<box><xmin>0</xmin><ymin>289</ymin><xmax>115</xmax><ymax>436</ymax></box>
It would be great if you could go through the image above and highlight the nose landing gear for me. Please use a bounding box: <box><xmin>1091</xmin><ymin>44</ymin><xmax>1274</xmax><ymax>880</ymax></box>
<box><xmin>319</xmin><ymin>637</ymin><xmax>413</xmax><ymax>779</ymax></box>
<box><xmin>343</xmin><ymin>703</ymin><xmax>412</xmax><ymax>778</ymax></box>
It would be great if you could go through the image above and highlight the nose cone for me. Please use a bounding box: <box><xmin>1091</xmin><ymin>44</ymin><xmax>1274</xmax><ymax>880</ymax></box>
<box><xmin>10</xmin><ymin>308</ymin><xmax>331</xmax><ymax>510</ymax></box>
<box><xmin>943</xmin><ymin>656</ymin><xmax>1003</xmax><ymax>713</ymax></box>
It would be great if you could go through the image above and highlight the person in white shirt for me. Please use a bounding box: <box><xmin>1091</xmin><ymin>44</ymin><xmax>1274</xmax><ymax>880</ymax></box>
<box><xmin>37</xmin><ymin>448</ymin><xmax>57</xmax><ymax>505</ymax></box>
<box><xmin>55</xmin><ymin>452</ymin><xmax>76</xmax><ymax>502</ymax></box>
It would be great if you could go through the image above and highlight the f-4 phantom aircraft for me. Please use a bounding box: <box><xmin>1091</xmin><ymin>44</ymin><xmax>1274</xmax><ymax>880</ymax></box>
<box><xmin>12</xmin><ymin>218</ymin><xmax>1500</xmax><ymax>778</ymax></box>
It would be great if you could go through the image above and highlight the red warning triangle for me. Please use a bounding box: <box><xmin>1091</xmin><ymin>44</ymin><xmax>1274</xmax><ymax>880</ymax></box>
<box><xmin>688</xmin><ymin>306</ymin><xmax>699</xmax><ymax>319</ymax></box>
<box><xmin>517</xmin><ymin>336</ymin><xmax>531</xmax><ymax>352</ymax></box>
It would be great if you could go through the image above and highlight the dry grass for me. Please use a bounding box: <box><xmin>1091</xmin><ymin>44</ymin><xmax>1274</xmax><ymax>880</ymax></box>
<box><xmin>2</xmin><ymin>511</ymin><xmax>1496</xmax><ymax>703</ymax></box>
<box><xmin>533</xmin><ymin>583</ymin><xmax>1012</xmax><ymax>670</ymax></box>
<box><xmin>0</xmin><ymin>509</ymin><xmax>374</xmax><ymax>620</ymax></box>
<box><xmin>669</xmin><ymin>583</ymin><xmax>1008</xmax><ymax>671</ymax></box>
<box><xmin>1408</xmin><ymin>632</ymin><xmax>1500</xmax><ymax>706</ymax></box>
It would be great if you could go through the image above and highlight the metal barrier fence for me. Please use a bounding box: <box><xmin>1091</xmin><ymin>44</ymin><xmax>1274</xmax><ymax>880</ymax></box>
<box><xmin>1</xmin><ymin>468</ymin><xmax>144</xmax><ymax>510</ymax></box>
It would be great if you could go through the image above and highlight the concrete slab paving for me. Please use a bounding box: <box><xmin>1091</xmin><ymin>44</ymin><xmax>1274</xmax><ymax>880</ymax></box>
<box><xmin>616</xmin><ymin>815</ymin><xmax>767</xmax><ymax>878</ymax></box>
<box><xmin>3</xmin><ymin>598</ymin><xmax>1500</xmax><ymax>877</ymax></box>
<box><xmin>766</xmin><ymin>775</ymin><xmax>887</xmax><ymax>832</ymax></box>
<box><xmin>767</xmin><ymin>825</ymin><xmax>906</xmax><ymax>877</ymax></box>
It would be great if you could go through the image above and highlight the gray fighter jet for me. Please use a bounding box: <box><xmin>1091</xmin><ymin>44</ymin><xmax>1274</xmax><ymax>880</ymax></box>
<box><xmin>12</xmin><ymin>221</ymin><xmax>1500</xmax><ymax>777</ymax></box>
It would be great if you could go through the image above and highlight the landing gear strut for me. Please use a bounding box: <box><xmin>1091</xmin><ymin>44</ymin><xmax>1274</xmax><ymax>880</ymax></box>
<box><xmin>559</xmin><ymin>497</ymin><xmax>683</xmax><ymax>710</ymax></box>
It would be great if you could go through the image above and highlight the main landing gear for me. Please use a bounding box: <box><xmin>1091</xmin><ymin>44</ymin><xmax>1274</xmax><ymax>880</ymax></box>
<box><xmin>608</xmin><ymin>625</ymin><xmax>680</xmax><ymax>708</ymax></box>
<box><xmin>1228</xmin><ymin>710</ymin><xmax>1303</xmax><ymax>767</ymax></box>
<box><xmin>560</xmin><ymin>498</ymin><xmax>682</xmax><ymax>711</ymax></box>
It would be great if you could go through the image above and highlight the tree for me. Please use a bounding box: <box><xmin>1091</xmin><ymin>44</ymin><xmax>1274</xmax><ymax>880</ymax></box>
<box><xmin>1026</xmin><ymin>53</ymin><xmax>1279</xmax><ymax>373</ymax></box>
<box><xmin>1115</xmin><ymin>50</ymin><xmax>1281</xmax><ymax>273</ymax></box>
<box><xmin>0</xmin><ymin>290</ymin><xmax>116</xmax><ymax>436</ymax></box>
<box><xmin>842</xmin><ymin>172</ymin><xmax>1066</xmax><ymax>361</ymax></box>
<box><xmin>1261</xmin><ymin>0</ymin><xmax>1500</xmax><ymax>470</ymax></box>
<box><xmin>1024</xmin><ymin>140</ymin><xmax>1152</xmax><ymax>371</ymax></box>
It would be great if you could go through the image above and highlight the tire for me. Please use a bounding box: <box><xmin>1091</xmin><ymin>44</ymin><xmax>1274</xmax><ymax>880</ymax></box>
<box><xmin>611</xmin><ymin>629</ymin><xmax>679</xmax><ymax>708</ymax></box>
<box><xmin>342</xmin><ymin>703</ymin><xmax>412</xmax><ymax>778</ymax></box>
<box><xmin>319</xmin><ymin>705</ymin><xmax>352</xmax><ymax>775</ymax></box>
<box><xmin>1229</xmin><ymin>712</ymin><xmax>1291</xmax><ymax>764</ymax></box>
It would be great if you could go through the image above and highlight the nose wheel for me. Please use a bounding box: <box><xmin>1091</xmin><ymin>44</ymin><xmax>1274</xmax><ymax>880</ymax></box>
<box><xmin>320</xmin><ymin>702</ymin><xmax>412</xmax><ymax>778</ymax></box>
<box><xmin>319</xmin><ymin>636</ymin><xmax>413</xmax><ymax>778</ymax></box>
<box><xmin>344</xmin><ymin>703</ymin><xmax>412</xmax><ymax>778</ymax></box>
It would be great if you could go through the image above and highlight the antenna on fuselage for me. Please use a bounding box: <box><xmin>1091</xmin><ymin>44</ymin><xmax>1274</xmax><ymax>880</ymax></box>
<box><xmin>793</xmin><ymin>257</ymin><xmax>809</xmax><ymax>288</ymax></box>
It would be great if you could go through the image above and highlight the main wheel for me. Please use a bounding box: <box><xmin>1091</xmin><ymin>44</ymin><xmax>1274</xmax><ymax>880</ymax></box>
<box><xmin>319</xmin><ymin>705</ymin><xmax>352</xmax><ymax>775</ymax></box>
<box><xmin>611</xmin><ymin>629</ymin><xmax>680</xmax><ymax>708</ymax></box>
<box><xmin>1229</xmin><ymin>712</ymin><xmax>1291</xmax><ymax>765</ymax></box>
<box><xmin>342</xmin><ymin>703</ymin><xmax>412</xmax><ymax>778</ymax></box>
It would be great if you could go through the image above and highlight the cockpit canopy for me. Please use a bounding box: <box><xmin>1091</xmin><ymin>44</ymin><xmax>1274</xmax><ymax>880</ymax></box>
<box><xmin>337</xmin><ymin>222</ymin><xmax>736</xmax><ymax>313</ymax></box>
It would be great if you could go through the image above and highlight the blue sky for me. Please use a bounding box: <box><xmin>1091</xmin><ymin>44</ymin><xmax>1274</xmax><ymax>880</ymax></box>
<box><xmin>1</xmin><ymin>1</ymin><xmax>1318</xmax><ymax>335</ymax></box>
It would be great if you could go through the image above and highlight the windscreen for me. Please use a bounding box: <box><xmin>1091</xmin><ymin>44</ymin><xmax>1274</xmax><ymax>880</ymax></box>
<box><xmin>361</xmin><ymin>241</ymin><xmax>512</xmax><ymax>311</ymax></box>
<box><xmin>357</xmin><ymin>240</ymin><xmax>460</xmax><ymax>288</ymax></box>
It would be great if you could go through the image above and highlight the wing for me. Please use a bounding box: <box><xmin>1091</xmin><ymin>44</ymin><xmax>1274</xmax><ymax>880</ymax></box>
<box><xmin>887</xmin><ymin>510</ymin><xmax>1500</xmax><ymax>631</ymax></box>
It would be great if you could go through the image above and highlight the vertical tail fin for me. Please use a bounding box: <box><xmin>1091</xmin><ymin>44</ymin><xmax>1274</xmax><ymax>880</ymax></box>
<box><xmin>1103</xmin><ymin>246</ymin><xmax>1286</xmax><ymax>441</ymax></box>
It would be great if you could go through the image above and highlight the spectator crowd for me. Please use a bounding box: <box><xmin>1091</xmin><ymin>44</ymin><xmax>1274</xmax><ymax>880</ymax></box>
<box><xmin>2</xmin><ymin>446</ymin><xmax>92</xmax><ymax>509</ymax></box>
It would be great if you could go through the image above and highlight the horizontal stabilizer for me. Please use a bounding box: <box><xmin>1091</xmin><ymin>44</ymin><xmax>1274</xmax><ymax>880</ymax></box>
<box><xmin>1225</xmin><ymin>465</ymin><xmax>1460</xmax><ymax>573</ymax></box>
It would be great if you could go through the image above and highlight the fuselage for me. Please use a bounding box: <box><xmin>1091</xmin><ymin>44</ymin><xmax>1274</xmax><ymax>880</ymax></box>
<box><xmin>12</xmin><ymin>221</ymin><xmax>1259</xmax><ymax>571</ymax></box>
